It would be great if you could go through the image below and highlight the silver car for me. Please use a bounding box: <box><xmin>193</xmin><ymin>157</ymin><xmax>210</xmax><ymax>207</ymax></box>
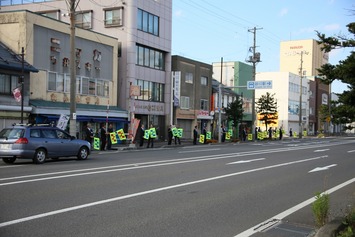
<box><xmin>0</xmin><ymin>124</ymin><xmax>91</xmax><ymax>164</ymax></box>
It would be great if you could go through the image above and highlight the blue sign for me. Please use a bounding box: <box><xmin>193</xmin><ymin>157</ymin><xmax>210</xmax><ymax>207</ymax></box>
<box><xmin>247</xmin><ymin>80</ymin><xmax>272</xmax><ymax>90</ymax></box>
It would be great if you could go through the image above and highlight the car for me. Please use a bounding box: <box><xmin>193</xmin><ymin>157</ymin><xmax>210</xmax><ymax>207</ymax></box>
<box><xmin>0</xmin><ymin>124</ymin><xmax>91</xmax><ymax>164</ymax></box>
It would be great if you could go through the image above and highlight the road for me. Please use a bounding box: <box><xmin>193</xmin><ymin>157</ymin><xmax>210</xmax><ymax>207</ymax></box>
<box><xmin>0</xmin><ymin>137</ymin><xmax>354</xmax><ymax>237</ymax></box>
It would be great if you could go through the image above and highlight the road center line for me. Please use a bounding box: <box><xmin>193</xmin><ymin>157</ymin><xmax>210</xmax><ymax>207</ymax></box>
<box><xmin>0</xmin><ymin>155</ymin><xmax>327</xmax><ymax>228</ymax></box>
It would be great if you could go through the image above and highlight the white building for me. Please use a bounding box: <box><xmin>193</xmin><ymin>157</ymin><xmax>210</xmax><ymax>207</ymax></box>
<box><xmin>256</xmin><ymin>72</ymin><xmax>310</xmax><ymax>136</ymax></box>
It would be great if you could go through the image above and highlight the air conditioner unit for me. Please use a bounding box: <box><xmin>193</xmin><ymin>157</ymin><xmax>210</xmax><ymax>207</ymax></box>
<box><xmin>302</xmin><ymin>116</ymin><xmax>307</xmax><ymax>121</ymax></box>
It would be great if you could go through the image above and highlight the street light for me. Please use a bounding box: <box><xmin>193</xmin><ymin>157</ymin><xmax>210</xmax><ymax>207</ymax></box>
<box><xmin>298</xmin><ymin>51</ymin><xmax>308</xmax><ymax>139</ymax></box>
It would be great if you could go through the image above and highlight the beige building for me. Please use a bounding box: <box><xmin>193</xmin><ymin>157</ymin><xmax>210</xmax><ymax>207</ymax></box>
<box><xmin>0</xmin><ymin>10</ymin><xmax>126</xmax><ymax>136</ymax></box>
<box><xmin>1</xmin><ymin>0</ymin><xmax>172</xmax><ymax>140</ymax></box>
<box><xmin>280</xmin><ymin>39</ymin><xmax>328</xmax><ymax>76</ymax></box>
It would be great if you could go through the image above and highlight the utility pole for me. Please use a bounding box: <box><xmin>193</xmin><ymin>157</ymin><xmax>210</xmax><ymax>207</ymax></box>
<box><xmin>69</xmin><ymin>0</ymin><xmax>77</xmax><ymax>137</ymax></box>
<box><xmin>247</xmin><ymin>27</ymin><xmax>262</xmax><ymax>140</ymax></box>
<box><xmin>298</xmin><ymin>51</ymin><xmax>305</xmax><ymax>139</ymax></box>
<box><xmin>20</xmin><ymin>47</ymin><xmax>24</xmax><ymax>124</ymax></box>
<box><xmin>218</xmin><ymin>57</ymin><xmax>223</xmax><ymax>143</ymax></box>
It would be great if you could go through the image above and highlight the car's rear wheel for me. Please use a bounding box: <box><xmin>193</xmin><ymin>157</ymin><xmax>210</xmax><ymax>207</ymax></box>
<box><xmin>33</xmin><ymin>148</ymin><xmax>47</xmax><ymax>164</ymax></box>
<box><xmin>2</xmin><ymin>157</ymin><xmax>16</xmax><ymax>164</ymax></box>
<box><xmin>77</xmin><ymin>147</ymin><xmax>89</xmax><ymax>160</ymax></box>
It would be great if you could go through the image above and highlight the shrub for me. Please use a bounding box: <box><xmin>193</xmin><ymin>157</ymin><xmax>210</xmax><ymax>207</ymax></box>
<box><xmin>312</xmin><ymin>192</ymin><xmax>330</xmax><ymax>227</ymax></box>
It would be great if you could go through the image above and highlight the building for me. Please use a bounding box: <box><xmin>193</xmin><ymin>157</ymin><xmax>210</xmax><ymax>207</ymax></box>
<box><xmin>212</xmin><ymin>61</ymin><xmax>253</xmax><ymax>135</ymax></box>
<box><xmin>171</xmin><ymin>55</ymin><xmax>213</xmax><ymax>139</ymax></box>
<box><xmin>0</xmin><ymin>41</ymin><xmax>38</xmax><ymax>130</ymax></box>
<box><xmin>1</xmin><ymin>0</ymin><xmax>173</xmax><ymax>140</ymax></box>
<box><xmin>256</xmin><ymin>72</ymin><xmax>310</xmax><ymax>136</ymax></box>
<box><xmin>280</xmin><ymin>39</ymin><xmax>330</xmax><ymax>133</ymax></box>
<box><xmin>0</xmin><ymin>10</ymin><xmax>127</xmax><ymax>138</ymax></box>
<box><xmin>211</xmin><ymin>79</ymin><xmax>238</xmax><ymax>139</ymax></box>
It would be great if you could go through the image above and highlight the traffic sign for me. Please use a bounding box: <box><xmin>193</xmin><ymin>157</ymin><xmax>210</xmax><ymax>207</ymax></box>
<box><xmin>247</xmin><ymin>80</ymin><xmax>273</xmax><ymax>90</ymax></box>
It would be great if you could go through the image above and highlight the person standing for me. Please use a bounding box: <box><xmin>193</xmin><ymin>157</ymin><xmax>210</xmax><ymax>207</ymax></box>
<box><xmin>279</xmin><ymin>127</ymin><xmax>283</xmax><ymax>140</ymax></box>
<box><xmin>167</xmin><ymin>125</ymin><xmax>173</xmax><ymax>145</ymax></box>
<box><xmin>193</xmin><ymin>125</ymin><xmax>198</xmax><ymax>145</ymax></box>
<box><xmin>139</xmin><ymin>124</ymin><xmax>145</xmax><ymax>147</ymax></box>
<box><xmin>147</xmin><ymin>124</ymin><xmax>155</xmax><ymax>148</ymax></box>
<box><xmin>268</xmin><ymin>127</ymin><xmax>273</xmax><ymax>139</ymax></box>
<box><xmin>106</xmin><ymin>123</ymin><xmax>114</xmax><ymax>150</ymax></box>
<box><xmin>289</xmin><ymin>128</ymin><xmax>293</xmax><ymax>137</ymax></box>
<box><xmin>174</xmin><ymin>125</ymin><xmax>181</xmax><ymax>145</ymax></box>
<box><xmin>85</xmin><ymin>123</ymin><xmax>94</xmax><ymax>147</ymax></box>
<box><xmin>242</xmin><ymin>127</ymin><xmax>247</xmax><ymax>141</ymax></box>
<box><xmin>202</xmin><ymin>126</ymin><xmax>207</xmax><ymax>144</ymax></box>
<box><xmin>255</xmin><ymin>127</ymin><xmax>258</xmax><ymax>140</ymax></box>
<box><xmin>100</xmin><ymin>123</ymin><xmax>107</xmax><ymax>151</ymax></box>
<box><xmin>221</xmin><ymin>125</ymin><xmax>226</xmax><ymax>142</ymax></box>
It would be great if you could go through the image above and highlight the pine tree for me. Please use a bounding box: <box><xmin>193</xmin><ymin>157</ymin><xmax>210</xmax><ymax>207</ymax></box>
<box><xmin>256</xmin><ymin>92</ymin><xmax>278</xmax><ymax>131</ymax></box>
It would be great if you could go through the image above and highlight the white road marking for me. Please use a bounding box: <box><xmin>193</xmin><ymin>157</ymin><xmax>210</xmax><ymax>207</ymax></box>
<box><xmin>178</xmin><ymin>148</ymin><xmax>221</xmax><ymax>153</ymax></box>
<box><xmin>308</xmin><ymin>164</ymin><xmax>337</xmax><ymax>173</ymax></box>
<box><xmin>347</xmin><ymin>150</ymin><xmax>355</xmax><ymax>153</ymax></box>
<box><xmin>234</xmin><ymin>177</ymin><xmax>355</xmax><ymax>237</ymax></box>
<box><xmin>0</xmin><ymin>155</ymin><xmax>328</xmax><ymax>228</ymax></box>
<box><xmin>227</xmin><ymin>158</ymin><xmax>265</xmax><ymax>165</ymax></box>
<box><xmin>0</xmin><ymin>165</ymin><xmax>25</xmax><ymax>169</ymax></box>
<box><xmin>314</xmin><ymin>149</ymin><xmax>330</xmax><ymax>152</ymax></box>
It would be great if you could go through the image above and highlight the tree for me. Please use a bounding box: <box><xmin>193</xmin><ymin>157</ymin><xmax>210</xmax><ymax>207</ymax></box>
<box><xmin>224</xmin><ymin>96</ymin><xmax>244</xmax><ymax>133</ymax></box>
<box><xmin>256</xmin><ymin>92</ymin><xmax>278</xmax><ymax>131</ymax></box>
<box><xmin>316</xmin><ymin>20</ymin><xmax>355</xmax><ymax>127</ymax></box>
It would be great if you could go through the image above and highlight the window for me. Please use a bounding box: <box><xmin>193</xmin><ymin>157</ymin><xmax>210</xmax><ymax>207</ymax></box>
<box><xmin>0</xmin><ymin>74</ymin><xmax>19</xmax><ymax>95</ymax></box>
<box><xmin>39</xmin><ymin>10</ymin><xmax>59</xmax><ymax>20</ymax></box>
<box><xmin>200</xmin><ymin>99</ymin><xmax>208</xmax><ymax>110</ymax></box>
<box><xmin>48</xmin><ymin>72</ymin><xmax>66</xmax><ymax>92</ymax></box>
<box><xmin>135</xmin><ymin>79</ymin><xmax>164</xmax><ymax>102</ymax></box>
<box><xmin>201</xmin><ymin>76</ymin><xmax>208</xmax><ymax>86</ymax></box>
<box><xmin>180</xmin><ymin>96</ymin><xmax>190</xmax><ymax>109</ymax></box>
<box><xmin>104</xmin><ymin>7</ymin><xmax>123</xmax><ymax>27</ymax></box>
<box><xmin>75</xmin><ymin>11</ymin><xmax>92</xmax><ymax>29</ymax></box>
<box><xmin>185</xmin><ymin>72</ymin><xmax>193</xmax><ymax>84</ymax></box>
<box><xmin>137</xmin><ymin>9</ymin><xmax>159</xmax><ymax>36</ymax></box>
<box><xmin>136</xmin><ymin>45</ymin><xmax>164</xmax><ymax>70</ymax></box>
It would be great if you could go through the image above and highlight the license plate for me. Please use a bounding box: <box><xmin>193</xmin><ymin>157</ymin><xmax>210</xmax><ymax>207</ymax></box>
<box><xmin>0</xmin><ymin>144</ymin><xmax>11</xmax><ymax>150</ymax></box>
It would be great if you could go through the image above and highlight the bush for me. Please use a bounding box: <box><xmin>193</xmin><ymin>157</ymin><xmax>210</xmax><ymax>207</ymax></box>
<box><xmin>312</xmin><ymin>192</ymin><xmax>330</xmax><ymax>227</ymax></box>
<box><xmin>336</xmin><ymin>205</ymin><xmax>355</xmax><ymax>237</ymax></box>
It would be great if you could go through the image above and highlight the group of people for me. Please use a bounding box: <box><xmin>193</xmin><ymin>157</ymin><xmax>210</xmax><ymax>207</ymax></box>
<box><xmin>85</xmin><ymin>123</ymin><xmax>114</xmax><ymax>151</ymax></box>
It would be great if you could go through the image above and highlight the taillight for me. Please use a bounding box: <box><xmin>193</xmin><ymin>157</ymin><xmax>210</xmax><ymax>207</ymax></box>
<box><xmin>15</xmin><ymin>138</ymin><xmax>29</xmax><ymax>144</ymax></box>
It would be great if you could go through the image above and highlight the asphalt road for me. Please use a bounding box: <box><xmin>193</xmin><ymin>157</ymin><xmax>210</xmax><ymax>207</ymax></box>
<box><xmin>0</xmin><ymin>137</ymin><xmax>354</xmax><ymax>237</ymax></box>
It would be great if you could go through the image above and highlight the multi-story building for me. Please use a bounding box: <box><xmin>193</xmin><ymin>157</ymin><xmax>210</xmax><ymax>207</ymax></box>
<box><xmin>1</xmin><ymin>0</ymin><xmax>172</xmax><ymax>140</ymax></box>
<box><xmin>256</xmin><ymin>72</ymin><xmax>310</xmax><ymax>136</ymax></box>
<box><xmin>0</xmin><ymin>41</ymin><xmax>38</xmax><ymax>130</ymax></box>
<box><xmin>212</xmin><ymin>61</ymin><xmax>253</xmax><ymax>135</ymax></box>
<box><xmin>0</xmin><ymin>10</ymin><xmax>125</xmax><ymax>138</ymax></box>
<box><xmin>280</xmin><ymin>39</ymin><xmax>330</xmax><ymax>133</ymax></box>
<box><xmin>171</xmin><ymin>55</ymin><xmax>213</xmax><ymax>139</ymax></box>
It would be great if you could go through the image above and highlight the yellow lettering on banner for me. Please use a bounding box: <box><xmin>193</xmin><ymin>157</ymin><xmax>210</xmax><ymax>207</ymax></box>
<box><xmin>248</xmin><ymin>134</ymin><xmax>253</xmax><ymax>141</ymax></box>
<box><xmin>110</xmin><ymin>132</ymin><xmax>117</xmax><ymax>144</ymax></box>
<box><xmin>226</xmin><ymin>132</ymin><xmax>230</xmax><ymax>140</ymax></box>
<box><xmin>116</xmin><ymin>129</ymin><xmax>126</xmax><ymax>140</ymax></box>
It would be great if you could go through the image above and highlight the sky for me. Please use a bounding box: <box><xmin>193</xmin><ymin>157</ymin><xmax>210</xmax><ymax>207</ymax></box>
<box><xmin>172</xmin><ymin>0</ymin><xmax>354</xmax><ymax>93</ymax></box>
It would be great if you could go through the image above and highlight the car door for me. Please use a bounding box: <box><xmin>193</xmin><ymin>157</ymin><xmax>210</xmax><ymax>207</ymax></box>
<box><xmin>55</xmin><ymin>129</ymin><xmax>77</xmax><ymax>156</ymax></box>
<box><xmin>41</xmin><ymin>128</ymin><xmax>62</xmax><ymax>157</ymax></box>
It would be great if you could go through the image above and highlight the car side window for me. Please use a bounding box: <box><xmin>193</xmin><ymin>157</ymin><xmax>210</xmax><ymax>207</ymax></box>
<box><xmin>30</xmin><ymin>129</ymin><xmax>41</xmax><ymax>138</ymax></box>
<box><xmin>56</xmin><ymin>130</ymin><xmax>71</xmax><ymax>139</ymax></box>
<box><xmin>42</xmin><ymin>129</ymin><xmax>57</xmax><ymax>139</ymax></box>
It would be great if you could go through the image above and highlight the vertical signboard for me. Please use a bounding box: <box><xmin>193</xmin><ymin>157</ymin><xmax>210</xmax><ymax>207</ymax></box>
<box><xmin>173</xmin><ymin>71</ymin><xmax>181</xmax><ymax>107</ymax></box>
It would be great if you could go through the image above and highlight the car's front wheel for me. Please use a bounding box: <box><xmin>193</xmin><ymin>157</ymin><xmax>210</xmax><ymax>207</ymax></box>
<box><xmin>33</xmin><ymin>148</ymin><xmax>47</xmax><ymax>164</ymax></box>
<box><xmin>2</xmin><ymin>157</ymin><xmax>16</xmax><ymax>164</ymax></box>
<box><xmin>77</xmin><ymin>147</ymin><xmax>89</xmax><ymax>160</ymax></box>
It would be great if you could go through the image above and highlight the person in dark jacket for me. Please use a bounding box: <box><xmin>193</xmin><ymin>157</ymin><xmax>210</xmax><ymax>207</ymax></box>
<box><xmin>139</xmin><ymin>124</ymin><xmax>145</xmax><ymax>147</ymax></box>
<box><xmin>167</xmin><ymin>125</ymin><xmax>173</xmax><ymax>145</ymax></box>
<box><xmin>100</xmin><ymin>123</ymin><xmax>107</xmax><ymax>151</ymax></box>
<box><xmin>193</xmin><ymin>125</ymin><xmax>198</xmax><ymax>145</ymax></box>
<box><xmin>85</xmin><ymin>123</ymin><xmax>94</xmax><ymax>146</ymax></box>
<box><xmin>106</xmin><ymin>123</ymin><xmax>114</xmax><ymax>150</ymax></box>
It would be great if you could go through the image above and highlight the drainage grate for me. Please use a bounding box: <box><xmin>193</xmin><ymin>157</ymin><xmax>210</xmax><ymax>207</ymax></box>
<box><xmin>263</xmin><ymin>222</ymin><xmax>316</xmax><ymax>237</ymax></box>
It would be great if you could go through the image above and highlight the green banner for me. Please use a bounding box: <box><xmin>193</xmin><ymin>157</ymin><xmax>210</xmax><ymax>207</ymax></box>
<box><xmin>150</xmin><ymin>128</ymin><xmax>157</xmax><ymax>138</ymax></box>
<box><xmin>144</xmin><ymin>130</ymin><xmax>150</xmax><ymax>139</ymax></box>
<box><xmin>177</xmin><ymin>128</ymin><xmax>183</xmax><ymax>138</ymax></box>
<box><xmin>93</xmin><ymin>137</ymin><xmax>100</xmax><ymax>150</ymax></box>
<box><xmin>206</xmin><ymin>131</ymin><xmax>211</xmax><ymax>140</ymax></box>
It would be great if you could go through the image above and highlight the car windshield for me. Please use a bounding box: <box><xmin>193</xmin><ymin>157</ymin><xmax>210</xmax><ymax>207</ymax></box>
<box><xmin>0</xmin><ymin>128</ymin><xmax>24</xmax><ymax>139</ymax></box>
